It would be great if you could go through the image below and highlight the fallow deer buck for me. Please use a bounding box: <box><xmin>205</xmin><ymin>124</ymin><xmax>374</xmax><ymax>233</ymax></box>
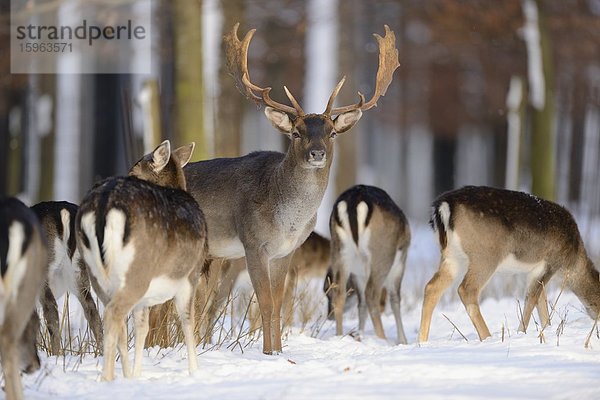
<box><xmin>325</xmin><ymin>185</ymin><xmax>411</xmax><ymax>344</ymax></box>
<box><xmin>31</xmin><ymin>201</ymin><xmax>103</xmax><ymax>355</ymax></box>
<box><xmin>184</xmin><ymin>23</ymin><xmax>400</xmax><ymax>355</ymax></box>
<box><xmin>76</xmin><ymin>141</ymin><xmax>207</xmax><ymax>381</ymax></box>
<box><xmin>418</xmin><ymin>185</ymin><xmax>600</xmax><ymax>342</ymax></box>
<box><xmin>1</xmin><ymin>197</ymin><xmax>48</xmax><ymax>400</ymax></box>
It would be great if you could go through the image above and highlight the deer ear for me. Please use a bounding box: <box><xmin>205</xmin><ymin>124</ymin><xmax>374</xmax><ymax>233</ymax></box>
<box><xmin>152</xmin><ymin>140</ymin><xmax>171</xmax><ymax>172</ymax></box>
<box><xmin>172</xmin><ymin>142</ymin><xmax>195</xmax><ymax>168</ymax></box>
<box><xmin>333</xmin><ymin>109</ymin><xmax>362</xmax><ymax>134</ymax></box>
<box><xmin>265</xmin><ymin>107</ymin><xmax>294</xmax><ymax>133</ymax></box>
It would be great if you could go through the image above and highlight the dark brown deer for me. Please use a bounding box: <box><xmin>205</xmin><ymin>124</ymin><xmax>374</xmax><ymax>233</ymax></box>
<box><xmin>76</xmin><ymin>141</ymin><xmax>207</xmax><ymax>381</ymax></box>
<box><xmin>325</xmin><ymin>185</ymin><xmax>411</xmax><ymax>344</ymax></box>
<box><xmin>184</xmin><ymin>23</ymin><xmax>400</xmax><ymax>354</ymax></box>
<box><xmin>31</xmin><ymin>201</ymin><xmax>103</xmax><ymax>355</ymax></box>
<box><xmin>1</xmin><ymin>197</ymin><xmax>48</xmax><ymax>400</ymax></box>
<box><xmin>419</xmin><ymin>186</ymin><xmax>600</xmax><ymax>342</ymax></box>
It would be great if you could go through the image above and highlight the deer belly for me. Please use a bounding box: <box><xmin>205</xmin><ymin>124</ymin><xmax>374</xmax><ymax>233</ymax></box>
<box><xmin>138</xmin><ymin>276</ymin><xmax>188</xmax><ymax>308</ymax></box>
<box><xmin>209</xmin><ymin>237</ymin><xmax>245</xmax><ymax>258</ymax></box>
<box><xmin>497</xmin><ymin>253</ymin><xmax>546</xmax><ymax>275</ymax></box>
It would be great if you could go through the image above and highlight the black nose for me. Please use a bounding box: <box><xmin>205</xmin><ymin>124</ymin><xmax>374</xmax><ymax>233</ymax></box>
<box><xmin>310</xmin><ymin>150</ymin><xmax>325</xmax><ymax>161</ymax></box>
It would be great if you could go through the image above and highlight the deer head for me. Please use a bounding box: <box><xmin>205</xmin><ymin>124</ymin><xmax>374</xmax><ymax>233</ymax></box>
<box><xmin>128</xmin><ymin>140</ymin><xmax>195</xmax><ymax>190</ymax></box>
<box><xmin>224</xmin><ymin>23</ymin><xmax>400</xmax><ymax>169</ymax></box>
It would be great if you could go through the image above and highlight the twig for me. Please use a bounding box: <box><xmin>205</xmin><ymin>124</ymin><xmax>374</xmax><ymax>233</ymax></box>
<box><xmin>442</xmin><ymin>313</ymin><xmax>468</xmax><ymax>342</ymax></box>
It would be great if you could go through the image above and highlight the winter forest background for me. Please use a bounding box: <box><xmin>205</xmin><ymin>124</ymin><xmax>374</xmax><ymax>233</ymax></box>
<box><xmin>2</xmin><ymin>0</ymin><xmax>600</xmax><ymax>236</ymax></box>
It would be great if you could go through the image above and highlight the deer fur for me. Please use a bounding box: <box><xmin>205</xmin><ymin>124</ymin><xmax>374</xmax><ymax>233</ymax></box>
<box><xmin>185</xmin><ymin>112</ymin><xmax>361</xmax><ymax>354</ymax></box>
<box><xmin>31</xmin><ymin>201</ymin><xmax>103</xmax><ymax>355</ymax></box>
<box><xmin>198</xmin><ymin>231</ymin><xmax>332</xmax><ymax>341</ymax></box>
<box><xmin>326</xmin><ymin>185</ymin><xmax>410</xmax><ymax>344</ymax></box>
<box><xmin>1</xmin><ymin>197</ymin><xmax>48</xmax><ymax>400</ymax></box>
<box><xmin>418</xmin><ymin>185</ymin><xmax>600</xmax><ymax>342</ymax></box>
<box><xmin>76</xmin><ymin>141</ymin><xmax>207</xmax><ymax>381</ymax></box>
<box><xmin>188</xmin><ymin>23</ymin><xmax>399</xmax><ymax>355</ymax></box>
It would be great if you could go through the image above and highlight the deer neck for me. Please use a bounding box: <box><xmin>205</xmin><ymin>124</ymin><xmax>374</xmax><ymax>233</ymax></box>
<box><xmin>272</xmin><ymin>147</ymin><xmax>333</xmax><ymax>219</ymax></box>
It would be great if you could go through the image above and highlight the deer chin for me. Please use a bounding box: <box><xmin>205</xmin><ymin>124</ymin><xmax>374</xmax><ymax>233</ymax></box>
<box><xmin>305</xmin><ymin>158</ymin><xmax>327</xmax><ymax>169</ymax></box>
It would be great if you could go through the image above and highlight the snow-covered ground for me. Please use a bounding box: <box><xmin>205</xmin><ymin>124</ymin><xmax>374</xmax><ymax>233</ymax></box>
<box><xmin>18</xmin><ymin>223</ymin><xmax>600</xmax><ymax>399</ymax></box>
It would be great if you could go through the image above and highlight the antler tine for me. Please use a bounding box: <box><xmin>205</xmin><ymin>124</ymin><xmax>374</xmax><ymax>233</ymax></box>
<box><xmin>329</xmin><ymin>25</ymin><xmax>400</xmax><ymax>115</ymax></box>
<box><xmin>224</xmin><ymin>23</ymin><xmax>299</xmax><ymax>116</ymax></box>
<box><xmin>323</xmin><ymin>76</ymin><xmax>346</xmax><ymax>116</ymax></box>
<box><xmin>284</xmin><ymin>86</ymin><xmax>305</xmax><ymax>116</ymax></box>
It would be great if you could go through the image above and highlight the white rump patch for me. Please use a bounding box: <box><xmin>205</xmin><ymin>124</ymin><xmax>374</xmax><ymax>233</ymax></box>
<box><xmin>442</xmin><ymin>229</ymin><xmax>469</xmax><ymax>279</ymax></box>
<box><xmin>334</xmin><ymin>200</ymin><xmax>371</xmax><ymax>287</ymax></box>
<box><xmin>384</xmin><ymin>249</ymin><xmax>406</xmax><ymax>291</ymax></box>
<box><xmin>60</xmin><ymin>208</ymin><xmax>71</xmax><ymax>244</ymax></box>
<box><xmin>103</xmin><ymin>209</ymin><xmax>136</xmax><ymax>292</ymax></box>
<box><xmin>0</xmin><ymin>221</ymin><xmax>29</xmax><ymax>324</ymax></box>
<box><xmin>438</xmin><ymin>201</ymin><xmax>451</xmax><ymax>231</ymax></box>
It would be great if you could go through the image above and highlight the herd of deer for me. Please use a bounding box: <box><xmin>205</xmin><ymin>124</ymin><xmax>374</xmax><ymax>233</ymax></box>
<box><xmin>2</xmin><ymin>23</ymin><xmax>600</xmax><ymax>399</ymax></box>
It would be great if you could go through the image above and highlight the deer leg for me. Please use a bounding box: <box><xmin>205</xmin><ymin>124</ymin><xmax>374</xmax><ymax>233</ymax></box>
<box><xmin>457</xmin><ymin>264</ymin><xmax>496</xmax><ymax>341</ymax></box>
<box><xmin>365</xmin><ymin>279</ymin><xmax>386</xmax><ymax>340</ymax></box>
<box><xmin>41</xmin><ymin>283</ymin><xmax>61</xmax><ymax>356</ymax></box>
<box><xmin>245</xmin><ymin>250</ymin><xmax>274</xmax><ymax>354</ymax></box>
<box><xmin>102</xmin><ymin>293</ymin><xmax>135</xmax><ymax>381</ymax></box>
<box><xmin>75</xmin><ymin>259</ymin><xmax>103</xmax><ymax>349</ymax></box>
<box><xmin>389</xmin><ymin>280</ymin><xmax>407</xmax><ymax>345</ymax></box>
<box><xmin>270</xmin><ymin>253</ymin><xmax>293</xmax><ymax>353</ymax></box>
<box><xmin>332</xmin><ymin>257</ymin><xmax>349</xmax><ymax>337</ymax></box>
<box><xmin>197</xmin><ymin>259</ymin><xmax>224</xmax><ymax>345</ymax></box>
<box><xmin>519</xmin><ymin>270</ymin><xmax>553</xmax><ymax>333</ymax></box>
<box><xmin>0</xmin><ymin>336</ymin><xmax>23</xmax><ymax>400</ymax></box>
<box><xmin>174</xmin><ymin>279</ymin><xmax>199</xmax><ymax>374</ymax></box>
<box><xmin>418</xmin><ymin>258</ymin><xmax>458</xmax><ymax>342</ymax></box>
<box><xmin>282</xmin><ymin>263</ymin><xmax>298</xmax><ymax>329</ymax></box>
<box><xmin>132</xmin><ymin>307</ymin><xmax>150</xmax><ymax>378</ymax></box>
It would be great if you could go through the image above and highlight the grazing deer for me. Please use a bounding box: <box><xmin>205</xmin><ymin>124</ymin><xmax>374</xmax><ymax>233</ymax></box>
<box><xmin>31</xmin><ymin>201</ymin><xmax>103</xmax><ymax>355</ymax></box>
<box><xmin>76</xmin><ymin>141</ymin><xmax>207</xmax><ymax>381</ymax></box>
<box><xmin>418</xmin><ymin>185</ymin><xmax>600</xmax><ymax>342</ymax></box>
<box><xmin>1</xmin><ymin>197</ymin><xmax>48</xmax><ymax>400</ymax></box>
<box><xmin>325</xmin><ymin>185</ymin><xmax>410</xmax><ymax>344</ymax></box>
<box><xmin>184</xmin><ymin>23</ymin><xmax>400</xmax><ymax>355</ymax></box>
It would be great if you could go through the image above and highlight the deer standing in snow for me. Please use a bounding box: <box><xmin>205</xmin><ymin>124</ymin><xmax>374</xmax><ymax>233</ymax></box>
<box><xmin>325</xmin><ymin>185</ymin><xmax>410</xmax><ymax>344</ymax></box>
<box><xmin>1</xmin><ymin>197</ymin><xmax>48</xmax><ymax>400</ymax></box>
<box><xmin>184</xmin><ymin>23</ymin><xmax>400</xmax><ymax>355</ymax></box>
<box><xmin>418</xmin><ymin>185</ymin><xmax>600</xmax><ymax>342</ymax></box>
<box><xmin>31</xmin><ymin>201</ymin><xmax>103</xmax><ymax>355</ymax></box>
<box><xmin>76</xmin><ymin>141</ymin><xmax>207</xmax><ymax>381</ymax></box>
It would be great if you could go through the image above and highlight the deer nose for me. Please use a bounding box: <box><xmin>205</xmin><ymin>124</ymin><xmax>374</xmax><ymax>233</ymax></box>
<box><xmin>310</xmin><ymin>150</ymin><xmax>325</xmax><ymax>162</ymax></box>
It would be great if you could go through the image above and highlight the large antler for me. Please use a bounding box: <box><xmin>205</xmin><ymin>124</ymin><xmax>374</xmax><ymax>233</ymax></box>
<box><xmin>325</xmin><ymin>25</ymin><xmax>400</xmax><ymax>116</ymax></box>
<box><xmin>224</xmin><ymin>23</ymin><xmax>305</xmax><ymax>116</ymax></box>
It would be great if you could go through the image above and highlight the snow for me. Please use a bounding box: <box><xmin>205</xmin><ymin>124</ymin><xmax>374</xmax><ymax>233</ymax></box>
<box><xmin>17</xmin><ymin>223</ymin><xmax>600</xmax><ymax>399</ymax></box>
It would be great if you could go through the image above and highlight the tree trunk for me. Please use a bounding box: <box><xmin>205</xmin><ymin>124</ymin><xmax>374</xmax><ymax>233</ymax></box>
<box><xmin>215</xmin><ymin>0</ymin><xmax>245</xmax><ymax>157</ymax></box>
<box><xmin>174</xmin><ymin>0</ymin><xmax>206</xmax><ymax>160</ymax></box>
<box><xmin>526</xmin><ymin>0</ymin><xmax>555</xmax><ymax>200</ymax></box>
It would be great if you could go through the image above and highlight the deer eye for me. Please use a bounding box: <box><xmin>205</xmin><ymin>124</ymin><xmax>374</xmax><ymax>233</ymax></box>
<box><xmin>292</xmin><ymin>131</ymin><xmax>301</xmax><ymax>139</ymax></box>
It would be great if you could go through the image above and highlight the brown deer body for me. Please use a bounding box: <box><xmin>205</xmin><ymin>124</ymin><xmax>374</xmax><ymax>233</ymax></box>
<box><xmin>1</xmin><ymin>197</ymin><xmax>48</xmax><ymax>400</ymax></box>
<box><xmin>184</xmin><ymin>23</ymin><xmax>399</xmax><ymax>355</ymax></box>
<box><xmin>326</xmin><ymin>185</ymin><xmax>410</xmax><ymax>344</ymax></box>
<box><xmin>76</xmin><ymin>141</ymin><xmax>207</xmax><ymax>381</ymax></box>
<box><xmin>31</xmin><ymin>201</ymin><xmax>103</xmax><ymax>355</ymax></box>
<box><xmin>418</xmin><ymin>185</ymin><xmax>600</xmax><ymax>342</ymax></box>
